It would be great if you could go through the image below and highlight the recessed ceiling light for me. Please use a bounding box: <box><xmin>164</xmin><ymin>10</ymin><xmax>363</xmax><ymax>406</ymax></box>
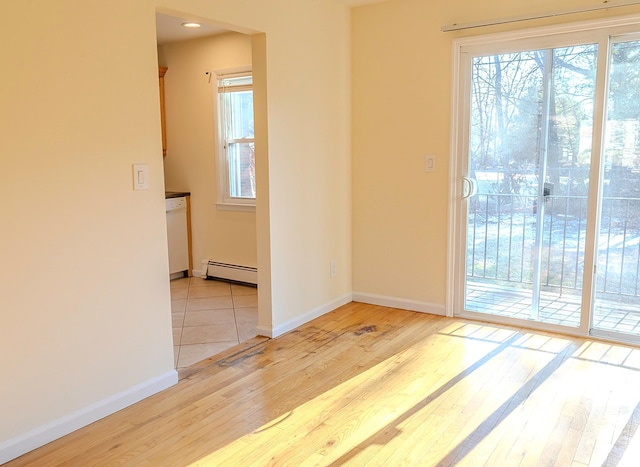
<box><xmin>181</xmin><ymin>22</ymin><xmax>201</xmax><ymax>29</ymax></box>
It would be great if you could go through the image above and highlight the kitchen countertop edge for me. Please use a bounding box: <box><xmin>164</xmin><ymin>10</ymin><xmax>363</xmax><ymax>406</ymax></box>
<box><xmin>165</xmin><ymin>191</ymin><xmax>191</xmax><ymax>199</ymax></box>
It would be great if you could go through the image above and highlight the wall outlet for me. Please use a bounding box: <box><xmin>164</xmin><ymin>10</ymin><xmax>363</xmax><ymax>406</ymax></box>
<box><xmin>330</xmin><ymin>260</ymin><xmax>336</xmax><ymax>278</ymax></box>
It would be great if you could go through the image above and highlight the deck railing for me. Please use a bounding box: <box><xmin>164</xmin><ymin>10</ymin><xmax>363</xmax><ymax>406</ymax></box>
<box><xmin>467</xmin><ymin>186</ymin><xmax>640</xmax><ymax>299</ymax></box>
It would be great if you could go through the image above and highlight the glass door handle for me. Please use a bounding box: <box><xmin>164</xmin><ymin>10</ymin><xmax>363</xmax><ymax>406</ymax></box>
<box><xmin>462</xmin><ymin>177</ymin><xmax>477</xmax><ymax>199</ymax></box>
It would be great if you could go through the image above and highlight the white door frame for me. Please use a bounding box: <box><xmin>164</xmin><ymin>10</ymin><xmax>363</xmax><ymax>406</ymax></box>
<box><xmin>446</xmin><ymin>13</ymin><xmax>640</xmax><ymax>343</ymax></box>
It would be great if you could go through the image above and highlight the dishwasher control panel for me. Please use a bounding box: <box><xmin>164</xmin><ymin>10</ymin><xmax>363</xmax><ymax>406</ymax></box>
<box><xmin>165</xmin><ymin>197</ymin><xmax>186</xmax><ymax>211</ymax></box>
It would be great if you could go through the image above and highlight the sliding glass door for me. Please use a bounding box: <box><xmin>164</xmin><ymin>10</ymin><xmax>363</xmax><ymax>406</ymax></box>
<box><xmin>452</xmin><ymin>23</ymin><xmax>640</xmax><ymax>342</ymax></box>
<box><xmin>593</xmin><ymin>39</ymin><xmax>640</xmax><ymax>337</ymax></box>
<box><xmin>464</xmin><ymin>45</ymin><xmax>597</xmax><ymax>328</ymax></box>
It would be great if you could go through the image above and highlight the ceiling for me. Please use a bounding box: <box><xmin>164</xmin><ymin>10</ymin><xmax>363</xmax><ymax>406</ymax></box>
<box><xmin>156</xmin><ymin>13</ymin><xmax>229</xmax><ymax>45</ymax></box>
<box><xmin>156</xmin><ymin>1</ymin><xmax>391</xmax><ymax>45</ymax></box>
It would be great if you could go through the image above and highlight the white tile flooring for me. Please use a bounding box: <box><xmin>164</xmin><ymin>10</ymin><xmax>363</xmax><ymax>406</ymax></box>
<box><xmin>170</xmin><ymin>276</ymin><xmax>258</xmax><ymax>369</ymax></box>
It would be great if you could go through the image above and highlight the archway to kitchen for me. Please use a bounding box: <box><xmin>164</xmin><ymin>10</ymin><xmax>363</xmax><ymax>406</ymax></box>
<box><xmin>156</xmin><ymin>10</ymin><xmax>269</xmax><ymax>369</ymax></box>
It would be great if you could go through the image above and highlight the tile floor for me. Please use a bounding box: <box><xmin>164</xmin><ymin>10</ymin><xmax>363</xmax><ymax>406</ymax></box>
<box><xmin>170</xmin><ymin>276</ymin><xmax>259</xmax><ymax>369</ymax></box>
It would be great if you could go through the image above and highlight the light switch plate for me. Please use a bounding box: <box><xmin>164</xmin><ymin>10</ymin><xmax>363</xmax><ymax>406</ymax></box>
<box><xmin>133</xmin><ymin>163</ymin><xmax>149</xmax><ymax>190</ymax></box>
<box><xmin>425</xmin><ymin>155</ymin><xmax>436</xmax><ymax>172</ymax></box>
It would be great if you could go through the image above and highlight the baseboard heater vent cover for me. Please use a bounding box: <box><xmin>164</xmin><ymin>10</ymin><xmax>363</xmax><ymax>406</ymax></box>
<box><xmin>201</xmin><ymin>260</ymin><xmax>257</xmax><ymax>286</ymax></box>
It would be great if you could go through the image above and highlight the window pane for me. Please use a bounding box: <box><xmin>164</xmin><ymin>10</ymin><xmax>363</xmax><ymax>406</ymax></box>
<box><xmin>228</xmin><ymin>142</ymin><xmax>255</xmax><ymax>199</ymax></box>
<box><xmin>225</xmin><ymin>91</ymin><xmax>254</xmax><ymax>140</ymax></box>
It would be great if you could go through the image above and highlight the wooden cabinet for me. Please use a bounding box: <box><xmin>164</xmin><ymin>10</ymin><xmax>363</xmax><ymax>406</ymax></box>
<box><xmin>159</xmin><ymin>66</ymin><xmax>168</xmax><ymax>157</ymax></box>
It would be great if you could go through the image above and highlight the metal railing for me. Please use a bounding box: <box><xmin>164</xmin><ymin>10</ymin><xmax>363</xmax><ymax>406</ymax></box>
<box><xmin>467</xmin><ymin>191</ymin><xmax>640</xmax><ymax>299</ymax></box>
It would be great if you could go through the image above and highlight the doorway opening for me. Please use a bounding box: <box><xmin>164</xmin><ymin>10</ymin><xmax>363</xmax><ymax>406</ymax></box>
<box><xmin>156</xmin><ymin>10</ymin><xmax>268</xmax><ymax>367</ymax></box>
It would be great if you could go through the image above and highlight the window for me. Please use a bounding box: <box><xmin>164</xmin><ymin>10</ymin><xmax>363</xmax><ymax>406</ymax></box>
<box><xmin>216</xmin><ymin>72</ymin><xmax>255</xmax><ymax>208</ymax></box>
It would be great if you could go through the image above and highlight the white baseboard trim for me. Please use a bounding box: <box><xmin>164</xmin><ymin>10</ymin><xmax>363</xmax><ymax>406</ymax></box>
<box><xmin>0</xmin><ymin>369</ymin><xmax>178</xmax><ymax>465</ymax></box>
<box><xmin>255</xmin><ymin>324</ymin><xmax>273</xmax><ymax>338</ymax></box>
<box><xmin>352</xmin><ymin>292</ymin><xmax>446</xmax><ymax>316</ymax></box>
<box><xmin>257</xmin><ymin>293</ymin><xmax>353</xmax><ymax>338</ymax></box>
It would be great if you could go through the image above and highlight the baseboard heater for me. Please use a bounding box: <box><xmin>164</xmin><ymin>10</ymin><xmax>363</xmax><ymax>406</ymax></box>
<box><xmin>201</xmin><ymin>260</ymin><xmax>258</xmax><ymax>286</ymax></box>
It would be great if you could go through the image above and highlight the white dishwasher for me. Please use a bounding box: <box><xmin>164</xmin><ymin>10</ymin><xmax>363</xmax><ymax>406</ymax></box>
<box><xmin>165</xmin><ymin>196</ymin><xmax>189</xmax><ymax>277</ymax></box>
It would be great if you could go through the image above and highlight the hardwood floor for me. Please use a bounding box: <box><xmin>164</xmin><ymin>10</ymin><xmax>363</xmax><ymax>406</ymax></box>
<box><xmin>10</xmin><ymin>302</ymin><xmax>640</xmax><ymax>466</ymax></box>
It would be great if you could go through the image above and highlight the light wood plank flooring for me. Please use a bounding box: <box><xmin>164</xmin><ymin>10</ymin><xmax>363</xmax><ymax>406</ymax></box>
<box><xmin>9</xmin><ymin>302</ymin><xmax>640</xmax><ymax>466</ymax></box>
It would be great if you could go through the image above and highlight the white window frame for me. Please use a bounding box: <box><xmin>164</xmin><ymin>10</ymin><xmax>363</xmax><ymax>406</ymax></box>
<box><xmin>214</xmin><ymin>67</ymin><xmax>255</xmax><ymax>212</ymax></box>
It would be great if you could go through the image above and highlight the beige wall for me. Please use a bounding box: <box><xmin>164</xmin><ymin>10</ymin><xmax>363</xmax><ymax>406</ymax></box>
<box><xmin>160</xmin><ymin>33</ymin><xmax>257</xmax><ymax>270</ymax></box>
<box><xmin>351</xmin><ymin>0</ymin><xmax>640</xmax><ymax>307</ymax></box>
<box><xmin>0</xmin><ymin>0</ymin><xmax>175</xmax><ymax>446</ymax></box>
<box><xmin>0</xmin><ymin>0</ymin><xmax>351</xmax><ymax>459</ymax></box>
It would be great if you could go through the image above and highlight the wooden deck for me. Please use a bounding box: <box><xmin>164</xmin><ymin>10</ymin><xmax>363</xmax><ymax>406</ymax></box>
<box><xmin>9</xmin><ymin>302</ymin><xmax>640</xmax><ymax>466</ymax></box>
<box><xmin>467</xmin><ymin>280</ymin><xmax>640</xmax><ymax>335</ymax></box>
